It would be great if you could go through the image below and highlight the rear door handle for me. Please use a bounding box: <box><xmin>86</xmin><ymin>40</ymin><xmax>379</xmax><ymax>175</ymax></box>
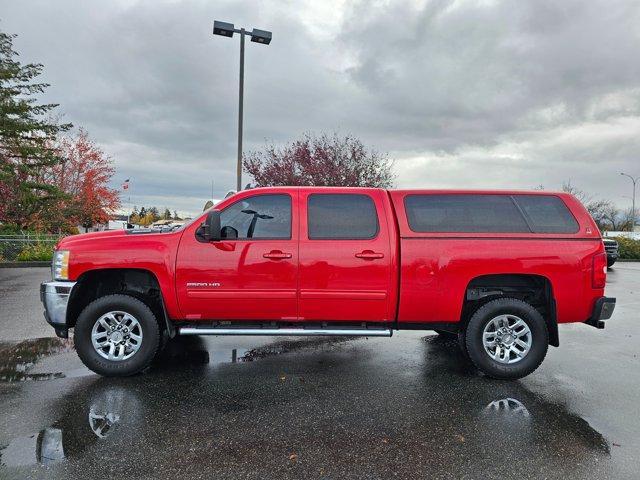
<box><xmin>263</xmin><ymin>250</ymin><xmax>292</xmax><ymax>260</ymax></box>
<box><xmin>355</xmin><ymin>250</ymin><xmax>385</xmax><ymax>260</ymax></box>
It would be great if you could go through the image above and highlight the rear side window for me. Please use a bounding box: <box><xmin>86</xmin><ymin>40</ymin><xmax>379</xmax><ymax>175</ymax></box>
<box><xmin>220</xmin><ymin>194</ymin><xmax>291</xmax><ymax>239</ymax></box>
<box><xmin>308</xmin><ymin>194</ymin><xmax>379</xmax><ymax>239</ymax></box>
<box><xmin>404</xmin><ymin>194</ymin><xmax>530</xmax><ymax>233</ymax></box>
<box><xmin>513</xmin><ymin>195</ymin><xmax>579</xmax><ymax>233</ymax></box>
<box><xmin>404</xmin><ymin>194</ymin><xmax>579</xmax><ymax>234</ymax></box>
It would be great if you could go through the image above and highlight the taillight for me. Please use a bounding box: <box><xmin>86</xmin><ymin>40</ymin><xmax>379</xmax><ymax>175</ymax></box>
<box><xmin>592</xmin><ymin>253</ymin><xmax>607</xmax><ymax>288</ymax></box>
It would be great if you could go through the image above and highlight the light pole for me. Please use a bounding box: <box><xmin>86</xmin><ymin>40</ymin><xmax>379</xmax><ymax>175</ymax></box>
<box><xmin>620</xmin><ymin>172</ymin><xmax>639</xmax><ymax>231</ymax></box>
<box><xmin>213</xmin><ymin>21</ymin><xmax>272</xmax><ymax>192</ymax></box>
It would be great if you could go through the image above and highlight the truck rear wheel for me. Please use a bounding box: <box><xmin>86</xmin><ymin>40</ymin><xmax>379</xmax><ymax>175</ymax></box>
<box><xmin>74</xmin><ymin>294</ymin><xmax>161</xmax><ymax>377</ymax></box>
<box><xmin>464</xmin><ymin>298</ymin><xmax>548</xmax><ymax>380</ymax></box>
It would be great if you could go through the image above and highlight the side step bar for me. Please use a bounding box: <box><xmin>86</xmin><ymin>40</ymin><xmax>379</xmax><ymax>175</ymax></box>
<box><xmin>178</xmin><ymin>327</ymin><xmax>393</xmax><ymax>337</ymax></box>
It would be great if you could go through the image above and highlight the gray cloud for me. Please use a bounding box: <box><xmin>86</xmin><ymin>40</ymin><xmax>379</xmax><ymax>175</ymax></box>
<box><xmin>2</xmin><ymin>0</ymin><xmax>640</xmax><ymax>215</ymax></box>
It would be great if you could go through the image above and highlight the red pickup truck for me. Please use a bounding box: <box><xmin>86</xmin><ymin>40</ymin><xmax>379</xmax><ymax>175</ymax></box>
<box><xmin>41</xmin><ymin>187</ymin><xmax>615</xmax><ymax>379</ymax></box>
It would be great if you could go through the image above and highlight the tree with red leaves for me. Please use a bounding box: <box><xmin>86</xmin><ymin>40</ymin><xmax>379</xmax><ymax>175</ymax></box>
<box><xmin>43</xmin><ymin>130</ymin><xmax>120</xmax><ymax>232</ymax></box>
<box><xmin>243</xmin><ymin>133</ymin><xmax>394</xmax><ymax>188</ymax></box>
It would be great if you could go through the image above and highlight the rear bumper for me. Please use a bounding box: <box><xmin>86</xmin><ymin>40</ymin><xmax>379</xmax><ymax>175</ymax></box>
<box><xmin>585</xmin><ymin>296</ymin><xmax>616</xmax><ymax>329</ymax></box>
<box><xmin>40</xmin><ymin>281</ymin><xmax>76</xmax><ymax>338</ymax></box>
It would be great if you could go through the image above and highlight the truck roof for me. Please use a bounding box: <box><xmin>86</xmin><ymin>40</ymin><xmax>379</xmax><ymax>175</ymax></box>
<box><xmin>246</xmin><ymin>186</ymin><xmax>568</xmax><ymax>195</ymax></box>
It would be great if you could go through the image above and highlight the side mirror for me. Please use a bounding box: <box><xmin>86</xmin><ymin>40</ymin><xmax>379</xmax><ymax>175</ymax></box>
<box><xmin>201</xmin><ymin>210</ymin><xmax>221</xmax><ymax>242</ymax></box>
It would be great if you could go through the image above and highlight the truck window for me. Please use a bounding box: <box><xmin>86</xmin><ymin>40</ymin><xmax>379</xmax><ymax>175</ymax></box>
<box><xmin>404</xmin><ymin>194</ymin><xmax>531</xmax><ymax>233</ymax></box>
<box><xmin>220</xmin><ymin>194</ymin><xmax>291</xmax><ymax>239</ymax></box>
<box><xmin>512</xmin><ymin>195</ymin><xmax>579</xmax><ymax>233</ymax></box>
<box><xmin>307</xmin><ymin>194</ymin><xmax>378</xmax><ymax>239</ymax></box>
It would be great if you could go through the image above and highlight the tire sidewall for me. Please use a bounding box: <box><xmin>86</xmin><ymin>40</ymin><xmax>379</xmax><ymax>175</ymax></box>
<box><xmin>74</xmin><ymin>295</ymin><xmax>160</xmax><ymax>376</ymax></box>
<box><xmin>465</xmin><ymin>298</ymin><xmax>548</xmax><ymax>380</ymax></box>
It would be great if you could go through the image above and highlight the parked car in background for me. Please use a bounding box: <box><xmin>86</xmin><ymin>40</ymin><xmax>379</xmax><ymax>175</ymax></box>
<box><xmin>40</xmin><ymin>188</ymin><xmax>615</xmax><ymax>380</ymax></box>
<box><xmin>603</xmin><ymin>238</ymin><xmax>619</xmax><ymax>268</ymax></box>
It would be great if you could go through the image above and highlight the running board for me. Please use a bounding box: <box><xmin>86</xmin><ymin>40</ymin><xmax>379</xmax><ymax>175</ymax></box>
<box><xmin>178</xmin><ymin>327</ymin><xmax>393</xmax><ymax>337</ymax></box>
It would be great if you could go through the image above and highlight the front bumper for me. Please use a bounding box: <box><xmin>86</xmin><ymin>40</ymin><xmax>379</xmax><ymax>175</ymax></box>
<box><xmin>40</xmin><ymin>281</ymin><xmax>76</xmax><ymax>338</ymax></box>
<box><xmin>585</xmin><ymin>296</ymin><xmax>616</xmax><ymax>329</ymax></box>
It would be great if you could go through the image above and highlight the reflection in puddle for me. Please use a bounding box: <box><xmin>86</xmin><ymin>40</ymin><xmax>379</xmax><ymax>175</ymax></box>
<box><xmin>237</xmin><ymin>336</ymin><xmax>357</xmax><ymax>361</ymax></box>
<box><xmin>0</xmin><ymin>337</ymin><xmax>73</xmax><ymax>382</ymax></box>
<box><xmin>88</xmin><ymin>410</ymin><xmax>119</xmax><ymax>439</ymax></box>
<box><xmin>0</xmin><ymin>337</ymin><xmax>357</xmax><ymax>468</ymax></box>
<box><xmin>0</xmin><ymin>428</ymin><xmax>64</xmax><ymax>467</ymax></box>
<box><xmin>156</xmin><ymin>335</ymin><xmax>357</xmax><ymax>369</ymax></box>
<box><xmin>484</xmin><ymin>398</ymin><xmax>531</xmax><ymax>418</ymax></box>
<box><xmin>0</xmin><ymin>335</ymin><xmax>350</xmax><ymax>383</ymax></box>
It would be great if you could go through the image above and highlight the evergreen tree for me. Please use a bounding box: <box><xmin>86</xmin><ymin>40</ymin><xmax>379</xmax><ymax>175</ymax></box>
<box><xmin>163</xmin><ymin>208</ymin><xmax>171</xmax><ymax>220</ymax></box>
<box><xmin>0</xmin><ymin>30</ymin><xmax>72</xmax><ymax>230</ymax></box>
<box><xmin>148</xmin><ymin>206</ymin><xmax>159</xmax><ymax>222</ymax></box>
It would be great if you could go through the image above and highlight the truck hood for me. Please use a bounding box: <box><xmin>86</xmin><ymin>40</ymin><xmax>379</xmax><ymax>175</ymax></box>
<box><xmin>56</xmin><ymin>228</ymin><xmax>184</xmax><ymax>250</ymax></box>
<box><xmin>56</xmin><ymin>230</ymin><xmax>127</xmax><ymax>249</ymax></box>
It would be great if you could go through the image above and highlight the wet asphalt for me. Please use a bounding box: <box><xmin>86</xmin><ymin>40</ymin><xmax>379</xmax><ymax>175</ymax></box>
<box><xmin>0</xmin><ymin>266</ymin><xmax>639</xmax><ymax>479</ymax></box>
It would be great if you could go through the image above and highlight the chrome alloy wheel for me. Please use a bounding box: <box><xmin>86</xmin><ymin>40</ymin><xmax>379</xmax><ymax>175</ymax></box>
<box><xmin>91</xmin><ymin>311</ymin><xmax>143</xmax><ymax>361</ymax></box>
<box><xmin>482</xmin><ymin>314</ymin><xmax>532</xmax><ymax>364</ymax></box>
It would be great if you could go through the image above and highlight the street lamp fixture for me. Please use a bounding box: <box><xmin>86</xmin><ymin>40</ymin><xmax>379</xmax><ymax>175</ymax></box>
<box><xmin>620</xmin><ymin>172</ymin><xmax>639</xmax><ymax>231</ymax></box>
<box><xmin>213</xmin><ymin>20</ymin><xmax>272</xmax><ymax>192</ymax></box>
<box><xmin>213</xmin><ymin>21</ymin><xmax>234</xmax><ymax>37</ymax></box>
<box><xmin>250</xmin><ymin>29</ymin><xmax>272</xmax><ymax>45</ymax></box>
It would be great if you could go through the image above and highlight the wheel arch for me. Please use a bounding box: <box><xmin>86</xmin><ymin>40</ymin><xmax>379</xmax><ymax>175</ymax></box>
<box><xmin>461</xmin><ymin>273</ymin><xmax>559</xmax><ymax>347</ymax></box>
<box><xmin>67</xmin><ymin>268</ymin><xmax>175</xmax><ymax>338</ymax></box>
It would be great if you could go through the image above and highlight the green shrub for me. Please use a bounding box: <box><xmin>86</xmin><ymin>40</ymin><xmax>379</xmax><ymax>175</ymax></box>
<box><xmin>0</xmin><ymin>224</ymin><xmax>24</xmax><ymax>235</ymax></box>
<box><xmin>16</xmin><ymin>243</ymin><xmax>54</xmax><ymax>262</ymax></box>
<box><xmin>616</xmin><ymin>237</ymin><xmax>640</xmax><ymax>259</ymax></box>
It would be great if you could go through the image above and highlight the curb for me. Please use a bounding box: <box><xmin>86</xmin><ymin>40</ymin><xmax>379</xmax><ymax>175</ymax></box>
<box><xmin>617</xmin><ymin>259</ymin><xmax>640</xmax><ymax>262</ymax></box>
<box><xmin>0</xmin><ymin>261</ymin><xmax>50</xmax><ymax>268</ymax></box>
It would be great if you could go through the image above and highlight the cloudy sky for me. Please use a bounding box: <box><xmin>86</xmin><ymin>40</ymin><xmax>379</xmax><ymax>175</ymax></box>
<box><xmin>2</xmin><ymin>0</ymin><xmax>640</xmax><ymax>215</ymax></box>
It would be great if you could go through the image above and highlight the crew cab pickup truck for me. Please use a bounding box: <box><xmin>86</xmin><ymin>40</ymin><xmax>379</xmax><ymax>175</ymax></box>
<box><xmin>41</xmin><ymin>187</ymin><xmax>616</xmax><ymax>379</ymax></box>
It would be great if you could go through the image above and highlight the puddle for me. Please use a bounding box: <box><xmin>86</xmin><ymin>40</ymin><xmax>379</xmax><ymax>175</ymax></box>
<box><xmin>237</xmin><ymin>336</ymin><xmax>358</xmax><ymax>361</ymax></box>
<box><xmin>0</xmin><ymin>334</ymin><xmax>360</xmax><ymax>384</ymax></box>
<box><xmin>0</xmin><ymin>334</ymin><xmax>615</xmax><ymax>476</ymax></box>
<box><xmin>0</xmin><ymin>335</ymin><xmax>363</xmax><ymax>468</ymax></box>
<box><xmin>155</xmin><ymin>335</ymin><xmax>359</xmax><ymax>369</ymax></box>
<box><xmin>0</xmin><ymin>338</ymin><xmax>74</xmax><ymax>382</ymax></box>
<box><xmin>0</xmin><ymin>428</ymin><xmax>64</xmax><ymax>468</ymax></box>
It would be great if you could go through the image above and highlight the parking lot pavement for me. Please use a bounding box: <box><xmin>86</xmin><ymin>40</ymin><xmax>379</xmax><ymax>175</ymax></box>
<box><xmin>0</xmin><ymin>268</ymin><xmax>53</xmax><ymax>342</ymax></box>
<box><xmin>0</xmin><ymin>265</ymin><xmax>639</xmax><ymax>479</ymax></box>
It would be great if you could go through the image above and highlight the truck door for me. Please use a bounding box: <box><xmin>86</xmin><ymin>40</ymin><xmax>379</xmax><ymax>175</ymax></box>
<box><xmin>175</xmin><ymin>191</ymin><xmax>298</xmax><ymax>321</ymax></box>
<box><xmin>298</xmin><ymin>189</ymin><xmax>394</xmax><ymax>323</ymax></box>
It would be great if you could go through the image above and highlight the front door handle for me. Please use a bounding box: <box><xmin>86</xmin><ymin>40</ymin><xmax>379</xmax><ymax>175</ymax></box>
<box><xmin>355</xmin><ymin>250</ymin><xmax>385</xmax><ymax>260</ymax></box>
<box><xmin>263</xmin><ymin>250</ymin><xmax>292</xmax><ymax>260</ymax></box>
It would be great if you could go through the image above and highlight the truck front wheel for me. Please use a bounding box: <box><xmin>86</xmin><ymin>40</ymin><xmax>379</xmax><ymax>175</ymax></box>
<box><xmin>74</xmin><ymin>294</ymin><xmax>161</xmax><ymax>377</ymax></box>
<box><xmin>464</xmin><ymin>298</ymin><xmax>548</xmax><ymax>380</ymax></box>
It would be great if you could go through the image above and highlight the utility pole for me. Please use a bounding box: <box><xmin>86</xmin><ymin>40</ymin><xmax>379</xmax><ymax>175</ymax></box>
<box><xmin>237</xmin><ymin>28</ymin><xmax>245</xmax><ymax>192</ymax></box>
<box><xmin>620</xmin><ymin>172</ymin><xmax>639</xmax><ymax>231</ymax></box>
<box><xmin>213</xmin><ymin>21</ymin><xmax>272</xmax><ymax>192</ymax></box>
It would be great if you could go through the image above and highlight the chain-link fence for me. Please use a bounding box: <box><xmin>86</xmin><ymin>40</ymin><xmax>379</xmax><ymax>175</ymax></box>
<box><xmin>0</xmin><ymin>234</ymin><xmax>62</xmax><ymax>262</ymax></box>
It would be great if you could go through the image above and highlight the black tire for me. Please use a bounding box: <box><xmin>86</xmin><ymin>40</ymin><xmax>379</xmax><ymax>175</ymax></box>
<box><xmin>607</xmin><ymin>258</ymin><xmax>616</xmax><ymax>268</ymax></box>
<box><xmin>74</xmin><ymin>294</ymin><xmax>161</xmax><ymax>377</ymax></box>
<box><xmin>464</xmin><ymin>298</ymin><xmax>548</xmax><ymax>380</ymax></box>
